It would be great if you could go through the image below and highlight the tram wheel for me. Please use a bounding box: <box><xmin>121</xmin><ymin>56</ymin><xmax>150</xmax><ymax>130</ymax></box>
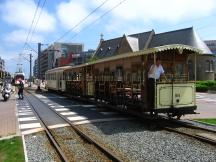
<box><xmin>176</xmin><ymin>114</ymin><xmax>182</xmax><ymax>120</ymax></box>
<box><xmin>167</xmin><ymin>113</ymin><xmax>172</xmax><ymax>119</ymax></box>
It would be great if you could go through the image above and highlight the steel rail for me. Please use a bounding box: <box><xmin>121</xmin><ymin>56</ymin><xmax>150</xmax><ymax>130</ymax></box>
<box><xmin>32</xmin><ymin>88</ymin><xmax>216</xmax><ymax>147</ymax></box>
<box><xmin>24</xmin><ymin>92</ymin><xmax>69</xmax><ymax>162</ymax></box>
<box><xmin>26</xmin><ymin>90</ymin><xmax>125</xmax><ymax>162</ymax></box>
<box><xmin>163</xmin><ymin>126</ymin><xmax>216</xmax><ymax>145</ymax></box>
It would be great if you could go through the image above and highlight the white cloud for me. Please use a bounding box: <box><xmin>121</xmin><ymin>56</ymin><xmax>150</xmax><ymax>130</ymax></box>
<box><xmin>56</xmin><ymin>0</ymin><xmax>98</xmax><ymax>32</ymax></box>
<box><xmin>90</xmin><ymin>0</ymin><xmax>216</xmax><ymax>35</ymax></box>
<box><xmin>3</xmin><ymin>29</ymin><xmax>44</xmax><ymax>44</ymax></box>
<box><xmin>0</xmin><ymin>0</ymin><xmax>56</xmax><ymax>32</ymax></box>
<box><xmin>92</xmin><ymin>0</ymin><xmax>216</xmax><ymax>22</ymax></box>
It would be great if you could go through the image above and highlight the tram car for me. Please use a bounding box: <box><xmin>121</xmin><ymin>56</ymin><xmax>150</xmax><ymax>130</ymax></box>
<box><xmin>14</xmin><ymin>72</ymin><xmax>25</xmax><ymax>85</ymax></box>
<box><xmin>45</xmin><ymin>66</ymin><xmax>71</xmax><ymax>92</ymax></box>
<box><xmin>45</xmin><ymin>44</ymin><xmax>201</xmax><ymax>119</ymax></box>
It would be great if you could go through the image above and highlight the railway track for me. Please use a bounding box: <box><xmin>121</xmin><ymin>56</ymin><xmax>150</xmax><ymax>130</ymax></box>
<box><xmin>36</xmin><ymin>88</ymin><xmax>216</xmax><ymax>146</ymax></box>
<box><xmin>24</xmin><ymin>90</ymin><xmax>126</xmax><ymax>162</ymax></box>
<box><xmin>160</xmin><ymin>119</ymin><xmax>216</xmax><ymax>146</ymax></box>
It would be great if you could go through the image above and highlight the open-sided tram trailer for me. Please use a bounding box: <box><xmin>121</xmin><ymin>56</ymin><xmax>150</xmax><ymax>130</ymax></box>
<box><xmin>46</xmin><ymin>44</ymin><xmax>201</xmax><ymax>119</ymax></box>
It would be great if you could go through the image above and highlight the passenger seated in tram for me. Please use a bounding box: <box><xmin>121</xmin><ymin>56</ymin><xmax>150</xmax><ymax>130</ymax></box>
<box><xmin>148</xmin><ymin>57</ymin><xmax>165</xmax><ymax>114</ymax></box>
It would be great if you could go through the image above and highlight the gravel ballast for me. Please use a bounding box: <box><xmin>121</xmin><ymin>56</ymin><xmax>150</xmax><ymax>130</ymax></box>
<box><xmin>79</xmin><ymin>120</ymin><xmax>216</xmax><ymax>162</ymax></box>
<box><xmin>24</xmin><ymin>131</ymin><xmax>61</xmax><ymax>162</ymax></box>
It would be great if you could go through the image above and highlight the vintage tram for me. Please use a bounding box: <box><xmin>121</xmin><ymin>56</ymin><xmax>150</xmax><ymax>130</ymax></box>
<box><xmin>45</xmin><ymin>44</ymin><xmax>201</xmax><ymax>119</ymax></box>
<box><xmin>14</xmin><ymin>72</ymin><xmax>25</xmax><ymax>85</ymax></box>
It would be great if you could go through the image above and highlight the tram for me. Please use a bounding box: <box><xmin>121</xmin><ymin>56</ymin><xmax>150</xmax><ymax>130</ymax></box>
<box><xmin>14</xmin><ymin>72</ymin><xmax>25</xmax><ymax>85</ymax></box>
<box><xmin>45</xmin><ymin>44</ymin><xmax>201</xmax><ymax>119</ymax></box>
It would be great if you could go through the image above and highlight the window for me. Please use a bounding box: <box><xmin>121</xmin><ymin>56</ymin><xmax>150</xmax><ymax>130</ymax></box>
<box><xmin>206</xmin><ymin>60</ymin><xmax>213</xmax><ymax>72</ymax></box>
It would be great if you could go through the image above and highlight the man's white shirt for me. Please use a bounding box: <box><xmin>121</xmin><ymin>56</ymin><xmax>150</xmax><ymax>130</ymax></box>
<box><xmin>148</xmin><ymin>64</ymin><xmax>164</xmax><ymax>79</ymax></box>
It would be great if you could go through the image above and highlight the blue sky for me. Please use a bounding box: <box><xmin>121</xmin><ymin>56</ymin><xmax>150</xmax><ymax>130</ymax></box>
<box><xmin>0</xmin><ymin>0</ymin><xmax>216</xmax><ymax>78</ymax></box>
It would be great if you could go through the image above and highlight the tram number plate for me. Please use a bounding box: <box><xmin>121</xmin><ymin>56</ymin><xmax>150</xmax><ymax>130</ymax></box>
<box><xmin>175</xmin><ymin>93</ymin><xmax>180</xmax><ymax>98</ymax></box>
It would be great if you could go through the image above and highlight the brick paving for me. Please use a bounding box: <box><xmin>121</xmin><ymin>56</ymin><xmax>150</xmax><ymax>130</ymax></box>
<box><xmin>0</xmin><ymin>93</ymin><xmax>19</xmax><ymax>137</ymax></box>
<box><xmin>183</xmin><ymin>92</ymin><xmax>216</xmax><ymax>119</ymax></box>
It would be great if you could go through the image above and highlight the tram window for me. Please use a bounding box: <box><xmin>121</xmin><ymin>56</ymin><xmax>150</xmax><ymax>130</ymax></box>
<box><xmin>175</xmin><ymin>64</ymin><xmax>184</xmax><ymax>75</ymax></box>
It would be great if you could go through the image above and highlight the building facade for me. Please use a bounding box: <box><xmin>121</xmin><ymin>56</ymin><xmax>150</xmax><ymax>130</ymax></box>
<box><xmin>0</xmin><ymin>57</ymin><xmax>5</xmax><ymax>71</ymax></box>
<box><xmin>0</xmin><ymin>57</ymin><xmax>5</xmax><ymax>80</ymax></box>
<box><xmin>37</xmin><ymin>42</ymin><xmax>84</xmax><ymax>79</ymax></box>
<box><xmin>56</xmin><ymin>49</ymin><xmax>95</xmax><ymax>67</ymax></box>
<box><xmin>33</xmin><ymin>58</ymin><xmax>38</xmax><ymax>78</ymax></box>
<box><xmin>205</xmin><ymin>40</ymin><xmax>216</xmax><ymax>54</ymax></box>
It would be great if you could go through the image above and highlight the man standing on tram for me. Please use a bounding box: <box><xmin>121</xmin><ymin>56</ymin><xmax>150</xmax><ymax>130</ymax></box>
<box><xmin>148</xmin><ymin>57</ymin><xmax>165</xmax><ymax>114</ymax></box>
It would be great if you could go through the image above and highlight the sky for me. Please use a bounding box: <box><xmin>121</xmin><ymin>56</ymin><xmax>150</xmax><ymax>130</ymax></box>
<box><xmin>0</xmin><ymin>0</ymin><xmax>216</xmax><ymax>78</ymax></box>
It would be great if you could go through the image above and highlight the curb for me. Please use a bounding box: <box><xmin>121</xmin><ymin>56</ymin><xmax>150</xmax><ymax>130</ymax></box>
<box><xmin>0</xmin><ymin>135</ymin><xmax>19</xmax><ymax>141</ymax></box>
<box><xmin>22</xmin><ymin>135</ymin><xmax>28</xmax><ymax>162</ymax></box>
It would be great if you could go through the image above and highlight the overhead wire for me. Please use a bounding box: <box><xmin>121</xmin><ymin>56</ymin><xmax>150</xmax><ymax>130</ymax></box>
<box><xmin>29</xmin><ymin>0</ymin><xmax>47</xmax><ymax>44</ymax></box>
<box><xmin>54</xmin><ymin>0</ymin><xmax>110</xmax><ymax>42</ymax></box>
<box><xmin>22</xmin><ymin>0</ymin><xmax>41</xmax><ymax>50</ymax></box>
<box><xmin>66</xmin><ymin>0</ymin><xmax>127</xmax><ymax>41</ymax></box>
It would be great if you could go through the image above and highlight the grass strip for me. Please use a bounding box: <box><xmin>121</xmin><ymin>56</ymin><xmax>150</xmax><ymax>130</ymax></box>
<box><xmin>194</xmin><ymin>118</ymin><xmax>216</xmax><ymax>125</ymax></box>
<box><xmin>0</xmin><ymin>136</ymin><xmax>25</xmax><ymax>162</ymax></box>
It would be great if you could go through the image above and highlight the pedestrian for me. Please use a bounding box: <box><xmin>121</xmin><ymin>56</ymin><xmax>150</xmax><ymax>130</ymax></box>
<box><xmin>18</xmin><ymin>80</ymin><xmax>24</xmax><ymax>99</ymax></box>
<box><xmin>148</xmin><ymin>57</ymin><xmax>165</xmax><ymax>114</ymax></box>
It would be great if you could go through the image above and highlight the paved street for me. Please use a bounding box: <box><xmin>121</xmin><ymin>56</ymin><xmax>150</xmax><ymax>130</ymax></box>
<box><xmin>183</xmin><ymin>92</ymin><xmax>216</xmax><ymax>119</ymax></box>
<box><xmin>0</xmin><ymin>93</ymin><xmax>19</xmax><ymax>137</ymax></box>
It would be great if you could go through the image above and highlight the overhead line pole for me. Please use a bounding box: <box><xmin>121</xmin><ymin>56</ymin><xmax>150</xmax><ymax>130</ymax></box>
<box><xmin>30</xmin><ymin>53</ymin><xmax>32</xmax><ymax>87</ymax></box>
<box><xmin>37</xmin><ymin>42</ymin><xmax>41</xmax><ymax>90</ymax></box>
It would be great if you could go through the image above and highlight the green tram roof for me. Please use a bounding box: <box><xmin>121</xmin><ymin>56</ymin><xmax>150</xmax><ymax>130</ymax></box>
<box><xmin>48</xmin><ymin>44</ymin><xmax>202</xmax><ymax>73</ymax></box>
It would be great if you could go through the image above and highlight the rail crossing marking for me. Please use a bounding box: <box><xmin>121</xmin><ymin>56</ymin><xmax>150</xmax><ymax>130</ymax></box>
<box><xmin>37</xmin><ymin>95</ymin><xmax>134</xmax><ymax>126</ymax></box>
<box><xmin>18</xmin><ymin>117</ymin><xmax>37</xmax><ymax>121</ymax></box>
<box><xmin>17</xmin><ymin>100</ymin><xmax>43</xmax><ymax>135</ymax></box>
<box><xmin>67</xmin><ymin>116</ymin><xmax>88</xmax><ymax>121</ymax></box>
<box><xmin>100</xmin><ymin>112</ymin><xmax>118</xmax><ymax>115</ymax></box>
<box><xmin>55</xmin><ymin>108</ymin><xmax>70</xmax><ymax>111</ymax></box>
<box><xmin>20</xmin><ymin>123</ymin><xmax>41</xmax><ymax>129</ymax></box>
<box><xmin>73</xmin><ymin>118</ymin><xmax>134</xmax><ymax>125</ymax></box>
<box><xmin>60</xmin><ymin>112</ymin><xmax>77</xmax><ymax>115</ymax></box>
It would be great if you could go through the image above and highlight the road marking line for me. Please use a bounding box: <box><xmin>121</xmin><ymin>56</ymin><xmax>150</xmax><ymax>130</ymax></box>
<box><xmin>21</xmin><ymin>128</ymin><xmax>44</xmax><ymax>135</ymax></box>
<box><xmin>18</xmin><ymin>117</ymin><xmax>37</xmax><ymax>121</ymax></box>
<box><xmin>19</xmin><ymin>112</ymin><xmax>34</xmax><ymax>115</ymax></box>
<box><xmin>100</xmin><ymin>112</ymin><xmax>118</xmax><ymax>115</ymax></box>
<box><xmin>81</xmin><ymin>105</ymin><xmax>96</xmax><ymax>108</ymax></box>
<box><xmin>48</xmin><ymin>124</ymin><xmax>70</xmax><ymax>129</ymax></box>
<box><xmin>18</xmin><ymin>110</ymin><xmax>32</xmax><ymax>113</ymax></box>
<box><xmin>55</xmin><ymin>108</ymin><xmax>70</xmax><ymax>111</ymax></box>
<box><xmin>73</xmin><ymin>118</ymin><xmax>134</xmax><ymax>125</ymax></box>
<box><xmin>60</xmin><ymin>112</ymin><xmax>77</xmax><ymax>115</ymax></box>
<box><xmin>67</xmin><ymin>116</ymin><xmax>87</xmax><ymax>121</ymax></box>
<box><xmin>56</xmin><ymin>105</ymin><xmax>65</xmax><ymax>108</ymax></box>
<box><xmin>20</xmin><ymin>123</ymin><xmax>41</xmax><ymax>129</ymax></box>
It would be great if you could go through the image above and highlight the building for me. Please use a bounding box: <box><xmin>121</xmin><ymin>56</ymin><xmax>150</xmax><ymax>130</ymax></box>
<box><xmin>205</xmin><ymin>40</ymin><xmax>216</xmax><ymax>54</ymax></box>
<box><xmin>38</xmin><ymin>42</ymin><xmax>84</xmax><ymax>79</ymax></box>
<box><xmin>0</xmin><ymin>57</ymin><xmax>5</xmax><ymax>71</ymax></box>
<box><xmin>33</xmin><ymin>58</ymin><xmax>38</xmax><ymax>78</ymax></box>
<box><xmin>56</xmin><ymin>49</ymin><xmax>95</xmax><ymax>67</ymax></box>
<box><xmin>94</xmin><ymin>27</ymin><xmax>214</xmax><ymax>80</ymax></box>
<box><xmin>0</xmin><ymin>57</ymin><xmax>5</xmax><ymax>80</ymax></box>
